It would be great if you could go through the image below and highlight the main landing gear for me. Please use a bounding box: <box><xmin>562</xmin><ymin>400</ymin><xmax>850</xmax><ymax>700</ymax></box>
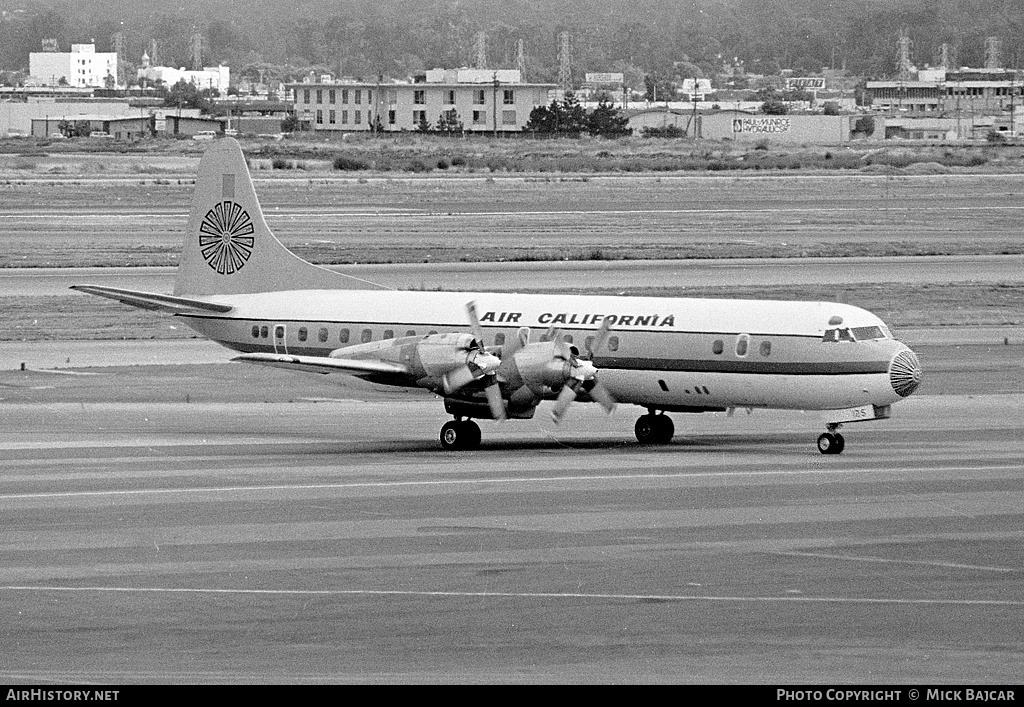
<box><xmin>817</xmin><ymin>424</ymin><xmax>845</xmax><ymax>455</ymax></box>
<box><xmin>440</xmin><ymin>418</ymin><xmax>481</xmax><ymax>451</ymax></box>
<box><xmin>635</xmin><ymin>411</ymin><xmax>675</xmax><ymax>445</ymax></box>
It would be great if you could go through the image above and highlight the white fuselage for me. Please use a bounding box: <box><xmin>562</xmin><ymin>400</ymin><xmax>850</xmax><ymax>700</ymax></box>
<box><xmin>178</xmin><ymin>289</ymin><xmax>915</xmax><ymax>412</ymax></box>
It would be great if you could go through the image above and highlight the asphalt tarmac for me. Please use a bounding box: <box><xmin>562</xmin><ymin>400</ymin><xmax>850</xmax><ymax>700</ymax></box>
<box><xmin>0</xmin><ymin>345</ymin><xmax>1021</xmax><ymax>683</ymax></box>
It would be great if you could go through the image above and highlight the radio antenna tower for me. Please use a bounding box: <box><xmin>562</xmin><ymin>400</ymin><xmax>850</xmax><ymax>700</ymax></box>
<box><xmin>896</xmin><ymin>29</ymin><xmax>913</xmax><ymax>81</ymax></box>
<box><xmin>937</xmin><ymin>42</ymin><xmax>955</xmax><ymax>70</ymax></box>
<box><xmin>985</xmin><ymin>36</ymin><xmax>1002</xmax><ymax>69</ymax></box>
<box><xmin>515</xmin><ymin>38</ymin><xmax>526</xmax><ymax>78</ymax></box>
<box><xmin>557</xmin><ymin>31</ymin><xmax>573</xmax><ymax>90</ymax></box>
<box><xmin>191</xmin><ymin>30</ymin><xmax>203</xmax><ymax>71</ymax></box>
<box><xmin>474</xmin><ymin>31</ymin><xmax>487</xmax><ymax>69</ymax></box>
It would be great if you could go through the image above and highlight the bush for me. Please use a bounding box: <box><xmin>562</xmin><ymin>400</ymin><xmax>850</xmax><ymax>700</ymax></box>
<box><xmin>271</xmin><ymin>158</ymin><xmax>288</xmax><ymax>169</ymax></box>
<box><xmin>333</xmin><ymin>155</ymin><xmax>369</xmax><ymax>170</ymax></box>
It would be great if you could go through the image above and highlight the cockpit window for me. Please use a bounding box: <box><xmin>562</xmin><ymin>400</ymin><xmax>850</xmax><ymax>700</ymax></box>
<box><xmin>823</xmin><ymin>325</ymin><xmax>887</xmax><ymax>342</ymax></box>
<box><xmin>851</xmin><ymin>325</ymin><xmax>886</xmax><ymax>340</ymax></box>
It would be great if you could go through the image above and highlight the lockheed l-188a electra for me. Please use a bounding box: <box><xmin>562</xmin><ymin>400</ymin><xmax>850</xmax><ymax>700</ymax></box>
<box><xmin>73</xmin><ymin>138</ymin><xmax>923</xmax><ymax>453</ymax></box>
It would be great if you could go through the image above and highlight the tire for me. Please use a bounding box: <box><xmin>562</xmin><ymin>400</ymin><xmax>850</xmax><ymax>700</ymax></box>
<box><xmin>817</xmin><ymin>432</ymin><xmax>843</xmax><ymax>455</ymax></box>
<box><xmin>440</xmin><ymin>420</ymin><xmax>481</xmax><ymax>451</ymax></box>
<box><xmin>635</xmin><ymin>415</ymin><xmax>657</xmax><ymax>444</ymax></box>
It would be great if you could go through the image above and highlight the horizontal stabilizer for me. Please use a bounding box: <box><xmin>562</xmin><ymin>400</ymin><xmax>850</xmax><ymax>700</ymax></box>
<box><xmin>232</xmin><ymin>352</ymin><xmax>410</xmax><ymax>381</ymax></box>
<box><xmin>71</xmin><ymin>285</ymin><xmax>234</xmax><ymax>314</ymax></box>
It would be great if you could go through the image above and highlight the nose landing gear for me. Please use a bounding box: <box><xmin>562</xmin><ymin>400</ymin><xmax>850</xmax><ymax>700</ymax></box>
<box><xmin>817</xmin><ymin>424</ymin><xmax>845</xmax><ymax>455</ymax></box>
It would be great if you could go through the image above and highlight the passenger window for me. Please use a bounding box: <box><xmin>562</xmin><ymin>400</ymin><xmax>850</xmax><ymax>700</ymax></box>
<box><xmin>494</xmin><ymin>332</ymin><xmax>506</xmax><ymax>346</ymax></box>
<box><xmin>318</xmin><ymin>328</ymin><xmax>328</xmax><ymax>342</ymax></box>
<box><xmin>607</xmin><ymin>336</ymin><xmax>619</xmax><ymax>352</ymax></box>
<box><xmin>339</xmin><ymin>328</ymin><xmax>350</xmax><ymax>344</ymax></box>
<box><xmin>361</xmin><ymin>328</ymin><xmax>372</xmax><ymax>343</ymax></box>
<box><xmin>760</xmin><ymin>340</ymin><xmax>772</xmax><ymax>357</ymax></box>
<box><xmin>585</xmin><ymin>336</ymin><xmax>595</xmax><ymax>355</ymax></box>
<box><xmin>383</xmin><ymin>329</ymin><xmax>394</xmax><ymax>340</ymax></box>
<box><xmin>260</xmin><ymin>325</ymin><xmax>269</xmax><ymax>338</ymax></box>
<box><xmin>251</xmin><ymin>325</ymin><xmax>259</xmax><ymax>339</ymax></box>
<box><xmin>274</xmin><ymin>326</ymin><xmax>284</xmax><ymax>339</ymax></box>
<box><xmin>297</xmin><ymin>327</ymin><xmax>308</xmax><ymax>342</ymax></box>
<box><xmin>712</xmin><ymin>339</ymin><xmax>724</xmax><ymax>355</ymax></box>
<box><xmin>736</xmin><ymin>334</ymin><xmax>749</xmax><ymax>357</ymax></box>
<box><xmin>406</xmin><ymin>330</ymin><xmax>416</xmax><ymax>337</ymax></box>
<box><xmin>563</xmin><ymin>335</ymin><xmax>573</xmax><ymax>344</ymax></box>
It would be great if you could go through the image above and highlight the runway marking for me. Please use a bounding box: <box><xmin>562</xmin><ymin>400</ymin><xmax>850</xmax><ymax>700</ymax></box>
<box><xmin>2</xmin><ymin>464</ymin><xmax>1023</xmax><ymax>502</ymax></box>
<box><xmin>774</xmin><ymin>551</ymin><xmax>1021</xmax><ymax>574</ymax></box>
<box><xmin>5</xmin><ymin>206</ymin><xmax>1024</xmax><ymax>219</ymax></box>
<box><xmin>2</xmin><ymin>584</ymin><xmax>1022</xmax><ymax>607</ymax></box>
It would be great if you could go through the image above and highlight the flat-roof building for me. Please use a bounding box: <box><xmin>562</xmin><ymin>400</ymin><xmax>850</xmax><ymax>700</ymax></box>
<box><xmin>287</xmin><ymin>69</ymin><xmax>556</xmax><ymax>134</ymax></box>
<box><xmin>867</xmin><ymin>67</ymin><xmax>1023</xmax><ymax>114</ymax></box>
<box><xmin>29</xmin><ymin>44</ymin><xmax>117</xmax><ymax>88</ymax></box>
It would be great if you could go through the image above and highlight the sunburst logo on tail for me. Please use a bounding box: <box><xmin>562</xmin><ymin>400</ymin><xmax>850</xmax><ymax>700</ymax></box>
<box><xmin>199</xmin><ymin>200</ymin><xmax>255</xmax><ymax>275</ymax></box>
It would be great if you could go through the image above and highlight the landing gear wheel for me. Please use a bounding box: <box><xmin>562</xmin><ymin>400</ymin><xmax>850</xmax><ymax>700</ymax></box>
<box><xmin>817</xmin><ymin>432</ymin><xmax>845</xmax><ymax>455</ymax></box>
<box><xmin>635</xmin><ymin>413</ymin><xmax>674</xmax><ymax>445</ymax></box>
<box><xmin>440</xmin><ymin>420</ymin><xmax>482</xmax><ymax>451</ymax></box>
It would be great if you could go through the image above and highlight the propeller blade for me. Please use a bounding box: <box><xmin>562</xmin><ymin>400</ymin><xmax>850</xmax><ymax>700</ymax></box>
<box><xmin>590</xmin><ymin>317</ymin><xmax>612</xmax><ymax>356</ymax></box>
<box><xmin>466</xmin><ymin>300</ymin><xmax>487</xmax><ymax>348</ymax></box>
<box><xmin>485</xmin><ymin>380</ymin><xmax>506</xmax><ymax>421</ymax></box>
<box><xmin>585</xmin><ymin>379</ymin><xmax>617</xmax><ymax>413</ymax></box>
<box><xmin>550</xmin><ymin>383</ymin><xmax>578</xmax><ymax>424</ymax></box>
<box><xmin>442</xmin><ymin>365</ymin><xmax>477</xmax><ymax>393</ymax></box>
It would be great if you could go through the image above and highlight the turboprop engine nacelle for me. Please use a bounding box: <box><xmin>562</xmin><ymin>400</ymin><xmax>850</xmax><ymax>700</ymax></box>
<box><xmin>498</xmin><ymin>339</ymin><xmax>574</xmax><ymax>399</ymax></box>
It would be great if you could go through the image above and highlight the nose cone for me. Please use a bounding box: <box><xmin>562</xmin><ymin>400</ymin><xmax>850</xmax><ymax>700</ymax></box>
<box><xmin>890</xmin><ymin>347</ymin><xmax>923</xmax><ymax>398</ymax></box>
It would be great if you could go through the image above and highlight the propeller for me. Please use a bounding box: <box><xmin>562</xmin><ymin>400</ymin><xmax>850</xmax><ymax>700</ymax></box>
<box><xmin>550</xmin><ymin>320</ymin><xmax>617</xmax><ymax>424</ymax></box>
<box><xmin>464</xmin><ymin>301</ymin><xmax>507</xmax><ymax>420</ymax></box>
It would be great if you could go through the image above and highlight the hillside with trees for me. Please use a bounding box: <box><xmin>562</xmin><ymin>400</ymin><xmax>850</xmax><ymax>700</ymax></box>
<box><xmin>2</xmin><ymin>0</ymin><xmax>1022</xmax><ymax>88</ymax></box>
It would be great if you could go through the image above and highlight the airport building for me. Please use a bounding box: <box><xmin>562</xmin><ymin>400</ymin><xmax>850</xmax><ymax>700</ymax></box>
<box><xmin>286</xmin><ymin>69</ymin><xmax>556</xmax><ymax>133</ymax></box>
<box><xmin>28</xmin><ymin>44</ymin><xmax>117</xmax><ymax>88</ymax></box>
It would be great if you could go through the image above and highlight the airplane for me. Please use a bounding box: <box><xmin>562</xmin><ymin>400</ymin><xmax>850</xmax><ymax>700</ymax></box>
<box><xmin>72</xmin><ymin>138</ymin><xmax>923</xmax><ymax>454</ymax></box>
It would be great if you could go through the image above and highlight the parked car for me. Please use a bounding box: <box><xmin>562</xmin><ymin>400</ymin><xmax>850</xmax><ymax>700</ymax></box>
<box><xmin>193</xmin><ymin>130</ymin><xmax>217</xmax><ymax>141</ymax></box>
<box><xmin>88</xmin><ymin>131</ymin><xmax>112</xmax><ymax>138</ymax></box>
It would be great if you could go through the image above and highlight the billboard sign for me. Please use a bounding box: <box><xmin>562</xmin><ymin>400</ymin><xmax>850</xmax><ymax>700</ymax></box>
<box><xmin>732</xmin><ymin>116</ymin><xmax>792</xmax><ymax>134</ymax></box>
<box><xmin>585</xmin><ymin>73</ymin><xmax>624</xmax><ymax>85</ymax></box>
<box><xmin>786</xmin><ymin>77</ymin><xmax>826</xmax><ymax>90</ymax></box>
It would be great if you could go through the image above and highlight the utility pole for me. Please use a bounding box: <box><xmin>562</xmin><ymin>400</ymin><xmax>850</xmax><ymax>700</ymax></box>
<box><xmin>492</xmin><ymin>71</ymin><xmax>499</xmax><ymax>138</ymax></box>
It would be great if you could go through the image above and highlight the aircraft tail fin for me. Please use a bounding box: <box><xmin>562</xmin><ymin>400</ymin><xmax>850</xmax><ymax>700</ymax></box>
<box><xmin>174</xmin><ymin>138</ymin><xmax>364</xmax><ymax>296</ymax></box>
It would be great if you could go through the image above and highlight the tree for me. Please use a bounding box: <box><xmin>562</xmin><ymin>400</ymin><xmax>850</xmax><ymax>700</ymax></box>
<box><xmin>435</xmin><ymin>108</ymin><xmax>463</xmax><ymax>134</ymax></box>
<box><xmin>587</xmin><ymin>99</ymin><xmax>632</xmax><ymax>137</ymax></box>
<box><xmin>822</xmin><ymin>101</ymin><xmax>841</xmax><ymax>115</ymax></box>
<box><xmin>761</xmin><ymin>100</ymin><xmax>788</xmax><ymax>115</ymax></box>
<box><xmin>281</xmin><ymin>114</ymin><xmax>300</xmax><ymax>132</ymax></box>
<box><xmin>853</xmin><ymin>115</ymin><xmax>876</xmax><ymax>136</ymax></box>
<box><xmin>165</xmin><ymin>79</ymin><xmax>217</xmax><ymax>113</ymax></box>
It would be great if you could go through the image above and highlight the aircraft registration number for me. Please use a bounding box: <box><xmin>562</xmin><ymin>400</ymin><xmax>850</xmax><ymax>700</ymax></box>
<box><xmin>826</xmin><ymin>404</ymin><xmax>876</xmax><ymax>424</ymax></box>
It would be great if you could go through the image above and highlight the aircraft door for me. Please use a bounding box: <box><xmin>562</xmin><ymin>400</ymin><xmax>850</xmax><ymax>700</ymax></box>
<box><xmin>273</xmin><ymin>324</ymin><xmax>288</xmax><ymax>354</ymax></box>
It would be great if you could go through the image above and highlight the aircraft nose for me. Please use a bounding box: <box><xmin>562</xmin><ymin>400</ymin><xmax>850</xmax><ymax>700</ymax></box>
<box><xmin>890</xmin><ymin>346</ymin><xmax>923</xmax><ymax>398</ymax></box>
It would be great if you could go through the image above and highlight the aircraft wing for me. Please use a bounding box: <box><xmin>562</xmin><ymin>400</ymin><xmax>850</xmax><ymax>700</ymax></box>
<box><xmin>70</xmin><ymin>285</ymin><xmax>234</xmax><ymax>314</ymax></box>
<box><xmin>232</xmin><ymin>352</ymin><xmax>413</xmax><ymax>385</ymax></box>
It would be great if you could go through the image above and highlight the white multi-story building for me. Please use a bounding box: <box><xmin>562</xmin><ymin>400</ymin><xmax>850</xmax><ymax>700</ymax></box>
<box><xmin>29</xmin><ymin>44</ymin><xmax>117</xmax><ymax>88</ymax></box>
<box><xmin>137</xmin><ymin>52</ymin><xmax>230</xmax><ymax>93</ymax></box>
<box><xmin>287</xmin><ymin>69</ymin><xmax>556</xmax><ymax>133</ymax></box>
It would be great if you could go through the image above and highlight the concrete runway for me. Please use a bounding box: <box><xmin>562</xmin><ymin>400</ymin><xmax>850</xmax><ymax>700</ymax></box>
<box><xmin>4</xmin><ymin>254</ymin><xmax>1024</xmax><ymax>296</ymax></box>
<box><xmin>1</xmin><ymin>371</ymin><xmax>1022</xmax><ymax>682</ymax></box>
